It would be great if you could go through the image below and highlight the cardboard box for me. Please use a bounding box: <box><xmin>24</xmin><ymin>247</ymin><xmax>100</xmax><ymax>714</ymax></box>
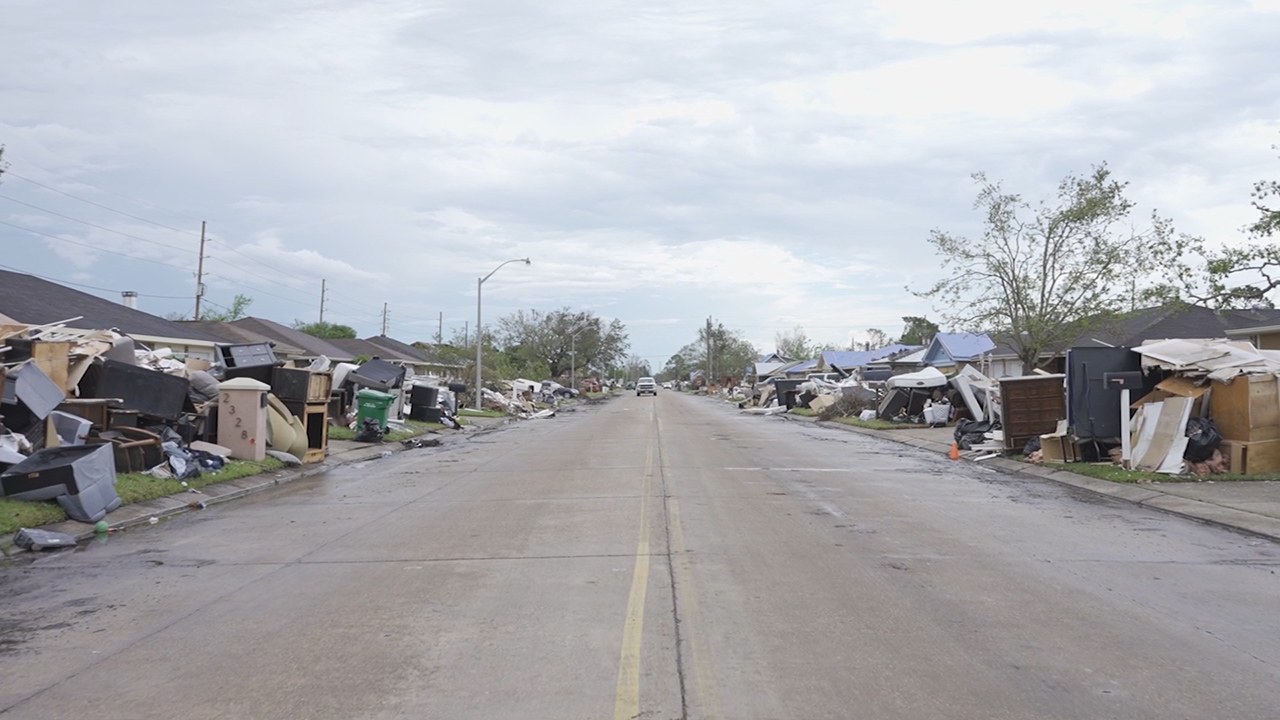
<box><xmin>1219</xmin><ymin>438</ymin><xmax>1280</xmax><ymax>474</ymax></box>
<box><xmin>1211</xmin><ymin>375</ymin><xmax>1280</xmax><ymax>442</ymax></box>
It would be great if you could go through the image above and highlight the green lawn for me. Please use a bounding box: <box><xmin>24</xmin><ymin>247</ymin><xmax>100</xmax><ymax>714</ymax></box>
<box><xmin>458</xmin><ymin>408</ymin><xmax>505</xmax><ymax>418</ymax></box>
<box><xmin>1041</xmin><ymin>461</ymin><xmax>1280</xmax><ymax>484</ymax></box>
<box><xmin>330</xmin><ymin>419</ymin><xmax>445</xmax><ymax>442</ymax></box>
<box><xmin>790</xmin><ymin>408</ymin><xmax>816</xmax><ymax>417</ymax></box>
<box><xmin>1</xmin><ymin>457</ymin><xmax>287</xmax><ymax>537</ymax></box>
<box><xmin>831</xmin><ymin>417</ymin><xmax>922</xmax><ymax>431</ymax></box>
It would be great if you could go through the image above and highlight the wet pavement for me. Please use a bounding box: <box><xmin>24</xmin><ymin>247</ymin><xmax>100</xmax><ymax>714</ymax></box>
<box><xmin>1</xmin><ymin>393</ymin><xmax>1278</xmax><ymax>719</ymax></box>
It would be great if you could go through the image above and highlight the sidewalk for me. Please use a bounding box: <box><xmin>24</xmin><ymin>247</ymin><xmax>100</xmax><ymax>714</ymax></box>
<box><xmin>786</xmin><ymin>415</ymin><xmax>1280</xmax><ymax>543</ymax></box>
<box><xmin>8</xmin><ymin>414</ymin><xmax>512</xmax><ymax>551</ymax></box>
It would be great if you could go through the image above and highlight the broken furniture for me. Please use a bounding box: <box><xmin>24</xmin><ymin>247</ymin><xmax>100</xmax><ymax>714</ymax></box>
<box><xmin>999</xmin><ymin>374</ymin><xmax>1066</xmax><ymax>453</ymax></box>
<box><xmin>281</xmin><ymin>397</ymin><xmax>330</xmax><ymax>463</ymax></box>
<box><xmin>91</xmin><ymin>359</ymin><xmax>189</xmax><ymax>420</ymax></box>
<box><xmin>1209</xmin><ymin>373</ymin><xmax>1280</xmax><ymax>472</ymax></box>
<box><xmin>0</xmin><ymin>443</ymin><xmax>122</xmax><ymax>523</ymax></box>
<box><xmin>217</xmin><ymin>377</ymin><xmax>270</xmax><ymax>461</ymax></box>
<box><xmin>408</xmin><ymin>384</ymin><xmax>443</xmax><ymax>422</ymax></box>
<box><xmin>87</xmin><ymin>427</ymin><xmax>164</xmax><ymax>473</ymax></box>
<box><xmin>271</xmin><ymin>367</ymin><xmax>332</xmax><ymax>404</ymax></box>
<box><xmin>220</xmin><ymin>342</ymin><xmax>281</xmax><ymax>385</ymax></box>
<box><xmin>2</xmin><ymin>362</ymin><xmax>67</xmax><ymax>434</ymax></box>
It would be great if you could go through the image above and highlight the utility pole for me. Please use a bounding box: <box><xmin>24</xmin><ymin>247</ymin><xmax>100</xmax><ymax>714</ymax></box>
<box><xmin>464</xmin><ymin>321</ymin><xmax>469</xmax><ymax>348</ymax></box>
<box><xmin>193</xmin><ymin>221</ymin><xmax>207</xmax><ymax>320</ymax></box>
<box><xmin>705</xmin><ymin>316</ymin><xmax>712</xmax><ymax>386</ymax></box>
<box><xmin>319</xmin><ymin>279</ymin><xmax>326</xmax><ymax>322</ymax></box>
<box><xmin>381</xmin><ymin>303</ymin><xmax>388</xmax><ymax>336</ymax></box>
<box><xmin>437</xmin><ymin>311</ymin><xmax>443</xmax><ymax>344</ymax></box>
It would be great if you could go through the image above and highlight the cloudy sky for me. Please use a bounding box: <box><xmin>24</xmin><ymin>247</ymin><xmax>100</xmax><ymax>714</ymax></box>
<box><xmin>3</xmin><ymin>0</ymin><xmax>1279</xmax><ymax>365</ymax></box>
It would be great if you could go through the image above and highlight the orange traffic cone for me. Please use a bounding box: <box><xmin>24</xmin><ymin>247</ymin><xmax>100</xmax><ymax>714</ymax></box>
<box><xmin>949</xmin><ymin>442</ymin><xmax>960</xmax><ymax>460</ymax></box>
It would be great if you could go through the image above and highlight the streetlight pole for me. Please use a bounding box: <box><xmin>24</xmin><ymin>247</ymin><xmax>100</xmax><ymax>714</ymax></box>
<box><xmin>475</xmin><ymin>257</ymin><xmax>531</xmax><ymax>410</ymax></box>
<box><xmin>567</xmin><ymin>320</ymin><xmax>592</xmax><ymax>394</ymax></box>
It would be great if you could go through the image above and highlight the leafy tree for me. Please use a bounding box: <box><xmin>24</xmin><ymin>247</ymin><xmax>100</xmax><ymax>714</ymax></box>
<box><xmin>917</xmin><ymin>165</ymin><xmax>1170</xmax><ymax>372</ymax></box>
<box><xmin>664</xmin><ymin>321</ymin><xmax>757</xmax><ymax>383</ymax></box>
<box><xmin>293</xmin><ymin>320</ymin><xmax>357</xmax><ymax>339</ymax></box>
<box><xmin>774</xmin><ymin>326</ymin><xmax>815</xmax><ymax>361</ymax></box>
<box><xmin>898</xmin><ymin>316</ymin><xmax>939</xmax><ymax>346</ymax></box>
<box><xmin>623</xmin><ymin>354</ymin><xmax>652</xmax><ymax>381</ymax></box>
<box><xmin>203</xmin><ymin>294</ymin><xmax>254</xmax><ymax>322</ymax></box>
<box><xmin>494</xmin><ymin>307</ymin><xmax>629</xmax><ymax>380</ymax></box>
<box><xmin>863</xmin><ymin>328</ymin><xmax>891</xmax><ymax>350</ymax></box>
<box><xmin>1155</xmin><ymin>142</ymin><xmax>1280</xmax><ymax>308</ymax></box>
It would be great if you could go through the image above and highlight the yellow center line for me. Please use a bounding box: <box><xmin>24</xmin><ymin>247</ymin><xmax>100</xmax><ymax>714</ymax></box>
<box><xmin>614</xmin><ymin>414</ymin><xmax>655</xmax><ymax>720</ymax></box>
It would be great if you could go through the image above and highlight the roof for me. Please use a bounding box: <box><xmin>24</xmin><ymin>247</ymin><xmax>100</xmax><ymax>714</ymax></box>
<box><xmin>758</xmin><ymin>352</ymin><xmax>791</xmax><ymax>364</ymax></box>
<box><xmin>923</xmin><ymin>333</ymin><xmax>997</xmax><ymax>365</ymax></box>
<box><xmin>983</xmin><ymin>304</ymin><xmax>1280</xmax><ymax>359</ymax></box>
<box><xmin>328</xmin><ymin>338</ymin><xmax>420</xmax><ymax>364</ymax></box>
<box><xmin>178</xmin><ymin>320</ymin><xmax>306</xmax><ymax>356</ymax></box>
<box><xmin>228</xmin><ymin>317</ymin><xmax>356</xmax><ymax>361</ymax></box>
<box><xmin>0</xmin><ymin>269</ymin><xmax>224</xmax><ymax>343</ymax></box>
<box><xmin>785</xmin><ymin>359</ymin><xmax>819</xmax><ymax>375</ymax></box>
<box><xmin>868</xmin><ymin>347</ymin><xmax>927</xmax><ymax>366</ymax></box>
<box><xmin>822</xmin><ymin>344</ymin><xmax>920</xmax><ymax>370</ymax></box>
<box><xmin>362</xmin><ymin>335</ymin><xmax>430</xmax><ymax>363</ymax></box>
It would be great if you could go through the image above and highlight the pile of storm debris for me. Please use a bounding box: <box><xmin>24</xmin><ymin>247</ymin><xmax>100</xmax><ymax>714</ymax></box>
<box><xmin>478</xmin><ymin>378</ymin><xmax>578</xmax><ymax>419</ymax></box>
<box><xmin>0</xmin><ymin>319</ymin><xmax>468</xmax><ymax>524</ymax></box>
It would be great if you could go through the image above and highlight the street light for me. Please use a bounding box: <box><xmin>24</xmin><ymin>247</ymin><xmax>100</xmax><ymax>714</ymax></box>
<box><xmin>475</xmin><ymin>257</ymin><xmax>531</xmax><ymax>410</ymax></box>
<box><xmin>567</xmin><ymin>320</ymin><xmax>593</xmax><ymax>393</ymax></box>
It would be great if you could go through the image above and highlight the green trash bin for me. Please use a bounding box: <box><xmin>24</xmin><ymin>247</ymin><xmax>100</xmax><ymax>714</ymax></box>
<box><xmin>356</xmin><ymin>388</ymin><xmax>395</xmax><ymax>430</ymax></box>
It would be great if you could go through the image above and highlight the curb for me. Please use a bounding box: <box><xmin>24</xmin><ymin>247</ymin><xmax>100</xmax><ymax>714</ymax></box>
<box><xmin>779</xmin><ymin>410</ymin><xmax>1280</xmax><ymax>543</ymax></box>
<box><xmin>3</xmin><ymin>416</ymin><xmax>514</xmax><ymax>556</ymax></box>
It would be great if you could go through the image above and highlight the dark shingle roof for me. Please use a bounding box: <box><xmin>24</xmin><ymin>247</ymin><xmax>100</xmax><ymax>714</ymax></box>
<box><xmin>228</xmin><ymin>317</ymin><xmax>355</xmax><ymax>361</ymax></box>
<box><xmin>1072</xmin><ymin>305</ymin><xmax>1280</xmax><ymax>348</ymax></box>
<box><xmin>363</xmin><ymin>336</ymin><xmax>430</xmax><ymax>363</ymax></box>
<box><xmin>328</xmin><ymin>338</ymin><xmax>419</xmax><ymax>363</ymax></box>
<box><xmin>0</xmin><ymin>270</ymin><xmax>223</xmax><ymax>342</ymax></box>
<box><xmin>178</xmin><ymin>321</ymin><xmax>306</xmax><ymax>356</ymax></box>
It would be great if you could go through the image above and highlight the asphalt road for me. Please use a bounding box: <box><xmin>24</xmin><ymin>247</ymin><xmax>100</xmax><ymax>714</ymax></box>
<box><xmin>2</xmin><ymin>392</ymin><xmax>1279</xmax><ymax>719</ymax></box>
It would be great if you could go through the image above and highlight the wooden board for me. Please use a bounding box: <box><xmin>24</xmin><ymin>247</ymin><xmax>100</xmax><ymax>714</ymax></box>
<box><xmin>1211</xmin><ymin>374</ymin><xmax>1280</xmax><ymax>442</ymax></box>
<box><xmin>1136</xmin><ymin>397</ymin><xmax>1192</xmax><ymax>472</ymax></box>
<box><xmin>31</xmin><ymin>341</ymin><xmax>71</xmax><ymax>392</ymax></box>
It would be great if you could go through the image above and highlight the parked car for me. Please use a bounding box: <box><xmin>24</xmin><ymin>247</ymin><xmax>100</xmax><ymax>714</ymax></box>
<box><xmin>626</xmin><ymin>381</ymin><xmax>635</xmax><ymax>390</ymax></box>
<box><xmin>662</xmin><ymin>381</ymin><xmax>673</xmax><ymax>389</ymax></box>
<box><xmin>636</xmin><ymin>377</ymin><xmax>658</xmax><ymax>396</ymax></box>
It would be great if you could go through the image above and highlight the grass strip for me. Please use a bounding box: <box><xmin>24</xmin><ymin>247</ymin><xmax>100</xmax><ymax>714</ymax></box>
<box><xmin>1</xmin><ymin>457</ymin><xmax>287</xmax><ymax>536</ymax></box>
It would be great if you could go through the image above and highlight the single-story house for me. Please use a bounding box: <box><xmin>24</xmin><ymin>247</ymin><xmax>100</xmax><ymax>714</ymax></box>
<box><xmin>922</xmin><ymin>333</ymin><xmax>998</xmax><ymax>374</ymax></box>
<box><xmin>0</xmin><ymin>270</ymin><xmax>226</xmax><ymax>360</ymax></box>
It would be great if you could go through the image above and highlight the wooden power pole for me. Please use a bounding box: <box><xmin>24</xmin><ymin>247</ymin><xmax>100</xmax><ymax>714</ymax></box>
<box><xmin>193</xmin><ymin>221</ymin><xmax>207</xmax><ymax>320</ymax></box>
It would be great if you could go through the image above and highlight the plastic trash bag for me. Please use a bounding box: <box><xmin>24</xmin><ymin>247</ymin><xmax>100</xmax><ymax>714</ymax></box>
<box><xmin>354</xmin><ymin>417</ymin><xmax>385</xmax><ymax>443</ymax></box>
<box><xmin>954</xmin><ymin>418</ymin><xmax>996</xmax><ymax>451</ymax></box>
<box><xmin>1184</xmin><ymin>417</ymin><xmax>1223</xmax><ymax>463</ymax></box>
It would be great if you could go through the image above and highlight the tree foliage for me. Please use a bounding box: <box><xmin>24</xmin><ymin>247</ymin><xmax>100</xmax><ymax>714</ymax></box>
<box><xmin>898</xmin><ymin>316</ymin><xmax>939</xmax><ymax>346</ymax></box>
<box><xmin>494</xmin><ymin>307</ymin><xmax>629</xmax><ymax>380</ymax></box>
<box><xmin>1154</xmin><ymin>142</ymin><xmax>1280</xmax><ymax>308</ymax></box>
<box><xmin>203</xmin><ymin>294</ymin><xmax>254</xmax><ymax>322</ymax></box>
<box><xmin>863</xmin><ymin>328</ymin><xmax>891</xmax><ymax>350</ymax></box>
<box><xmin>664</xmin><ymin>321</ymin><xmax>757</xmax><ymax>383</ymax></box>
<box><xmin>917</xmin><ymin>165</ymin><xmax>1170</xmax><ymax>371</ymax></box>
<box><xmin>774</xmin><ymin>326</ymin><xmax>814</xmax><ymax>361</ymax></box>
<box><xmin>293</xmin><ymin>320</ymin><xmax>357</xmax><ymax>339</ymax></box>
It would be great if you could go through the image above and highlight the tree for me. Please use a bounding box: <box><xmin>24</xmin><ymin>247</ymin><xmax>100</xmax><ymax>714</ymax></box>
<box><xmin>293</xmin><ymin>320</ymin><xmax>357</xmax><ymax>339</ymax></box>
<box><xmin>917</xmin><ymin>165</ymin><xmax>1170</xmax><ymax>372</ymax></box>
<box><xmin>494</xmin><ymin>307</ymin><xmax>629</xmax><ymax>380</ymax></box>
<box><xmin>0</xmin><ymin>145</ymin><xmax>7</xmax><ymax>184</ymax></box>
<box><xmin>898</xmin><ymin>316</ymin><xmax>939</xmax><ymax>346</ymax></box>
<box><xmin>623</xmin><ymin>354</ymin><xmax>652</xmax><ymax>381</ymax></box>
<box><xmin>665</xmin><ymin>322</ymin><xmax>757</xmax><ymax>383</ymax></box>
<box><xmin>203</xmin><ymin>294</ymin><xmax>254</xmax><ymax>322</ymax></box>
<box><xmin>774</xmin><ymin>326</ymin><xmax>815</xmax><ymax>361</ymax></box>
<box><xmin>863</xmin><ymin>328</ymin><xmax>891</xmax><ymax>350</ymax></box>
<box><xmin>1154</xmin><ymin>141</ymin><xmax>1280</xmax><ymax>308</ymax></box>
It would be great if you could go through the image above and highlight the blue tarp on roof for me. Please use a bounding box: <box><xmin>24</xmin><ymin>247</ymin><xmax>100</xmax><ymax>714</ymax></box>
<box><xmin>822</xmin><ymin>344</ymin><xmax>918</xmax><ymax>370</ymax></box>
<box><xmin>923</xmin><ymin>333</ymin><xmax>997</xmax><ymax>365</ymax></box>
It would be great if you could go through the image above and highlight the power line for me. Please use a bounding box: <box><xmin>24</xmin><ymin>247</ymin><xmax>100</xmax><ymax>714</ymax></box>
<box><xmin>0</xmin><ymin>263</ymin><xmax>191</xmax><ymax>299</ymax></box>
<box><xmin>203</xmin><ymin>272</ymin><xmax>315</xmax><ymax>307</ymax></box>
<box><xmin>207</xmin><ymin>238</ymin><xmax>314</xmax><ymax>285</ymax></box>
<box><xmin>0</xmin><ymin>193</ymin><xmax>197</xmax><ymax>255</ymax></box>
<box><xmin>0</xmin><ymin>219</ymin><xmax>195</xmax><ymax>272</ymax></box>
<box><xmin>11</xmin><ymin>159</ymin><xmax>206</xmax><ymax>224</ymax></box>
<box><xmin>4</xmin><ymin>170</ymin><xmax>202</xmax><ymax>237</ymax></box>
